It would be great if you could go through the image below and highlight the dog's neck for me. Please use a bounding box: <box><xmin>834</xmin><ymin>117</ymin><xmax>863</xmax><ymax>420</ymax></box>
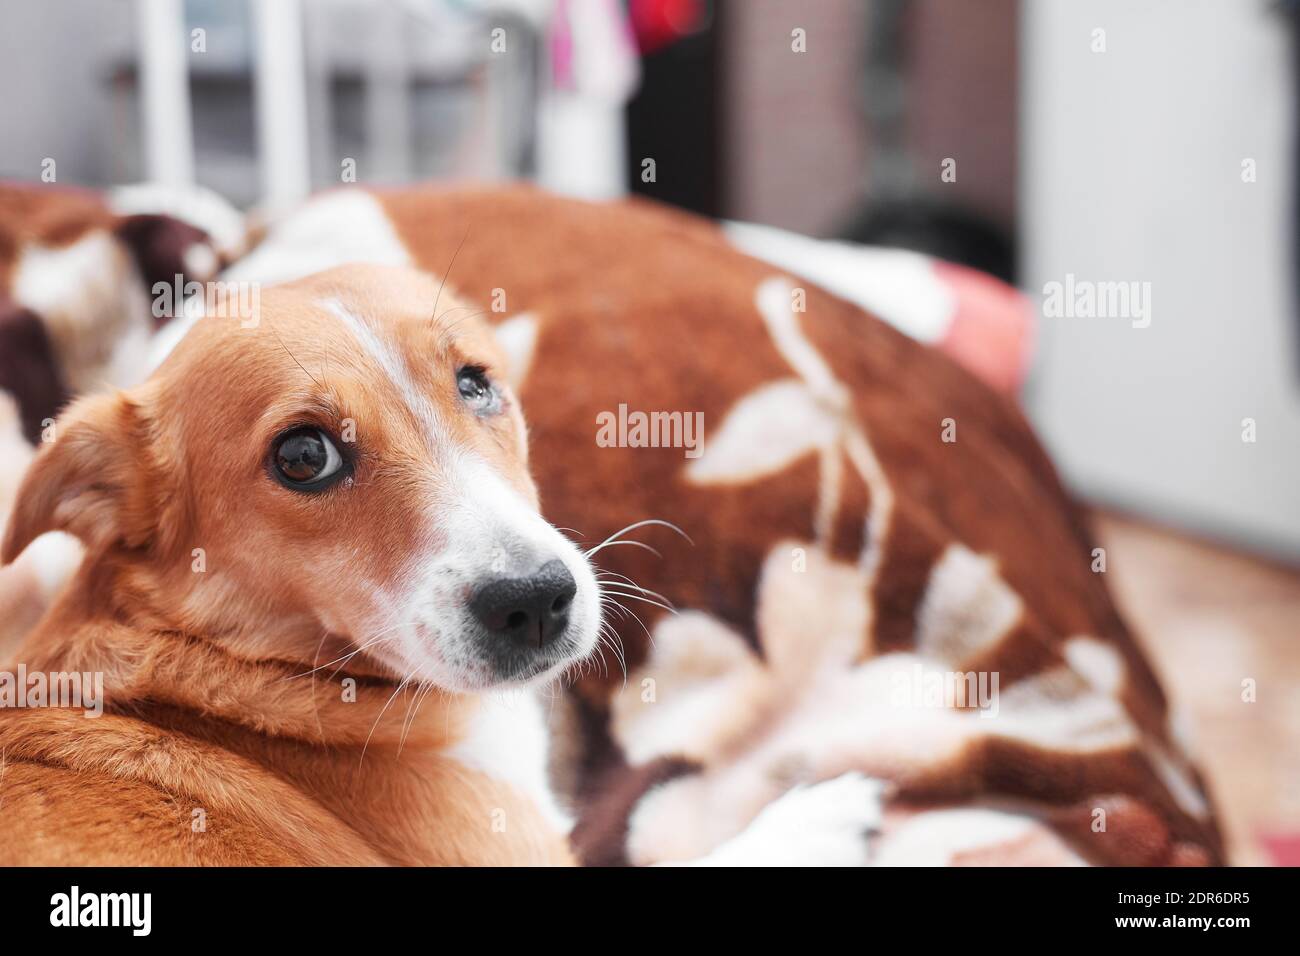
<box><xmin>11</xmin><ymin>551</ymin><xmax>577</xmax><ymax>865</ymax></box>
<box><xmin>19</xmin><ymin>552</ymin><xmax>470</xmax><ymax>752</ymax></box>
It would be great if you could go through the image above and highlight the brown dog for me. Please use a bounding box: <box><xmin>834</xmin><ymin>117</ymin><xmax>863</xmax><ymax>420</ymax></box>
<box><xmin>0</xmin><ymin>265</ymin><xmax>602</xmax><ymax>865</ymax></box>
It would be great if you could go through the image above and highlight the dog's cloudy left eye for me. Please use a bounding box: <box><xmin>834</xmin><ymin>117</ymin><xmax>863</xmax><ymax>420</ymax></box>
<box><xmin>456</xmin><ymin>366</ymin><xmax>500</xmax><ymax>414</ymax></box>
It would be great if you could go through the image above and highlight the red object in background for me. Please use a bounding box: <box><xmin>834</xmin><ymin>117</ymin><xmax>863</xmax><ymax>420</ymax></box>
<box><xmin>932</xmin><ymin>259</ymin><xmax>1035</xmax><ymax>396</ymax></box>
<box><xmin>1260</xmin><ymin>832</ymin><xmax>1300</xmax><ymax>866</ymax></box>
<box><xmin>629</xmin><ymin>0</ymin><xmax>705</xmax><ymax>54</ymax></box>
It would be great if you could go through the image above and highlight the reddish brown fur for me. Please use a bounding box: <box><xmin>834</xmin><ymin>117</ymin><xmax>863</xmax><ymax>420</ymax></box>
<box><xmin>0</xmin><ymin>265</ymin><xmax>572</xmax><ymax>865</ymax></box>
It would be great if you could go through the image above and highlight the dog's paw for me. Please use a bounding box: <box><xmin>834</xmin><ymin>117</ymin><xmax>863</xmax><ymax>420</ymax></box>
<box><xmin>692</xmin><ymin>772</ymin><xmax>887</xmax><ymax>867</ymax></box>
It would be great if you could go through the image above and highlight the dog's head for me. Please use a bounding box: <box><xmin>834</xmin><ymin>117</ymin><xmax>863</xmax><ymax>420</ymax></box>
<box><xmin>0</xmin><ymin>263</ymin><xmax>601</xmax><ymax>692</ymax></box>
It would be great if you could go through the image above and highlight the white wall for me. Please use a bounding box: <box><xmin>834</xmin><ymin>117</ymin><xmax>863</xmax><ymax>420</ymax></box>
<box><xmin>1021</xmin><ymin>0</ymin><xmax>1300</xmax><ymax>561</ymax></box>
<box><xmin>0</xmin><ymin>0</ymin><xmax>126</xmax><ymax>183</ymax></box>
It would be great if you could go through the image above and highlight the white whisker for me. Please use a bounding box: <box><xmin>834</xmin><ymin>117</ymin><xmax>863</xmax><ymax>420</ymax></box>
<box><xmin>595</xmin><ymin>572</ymin><xmax>674</xmax><ymax>606</ymax></box>
<box><xmin>602</xmin><ymin>595</ymin><xmax>654</xmax><ymax>645</ymax></box>
<box><xmin>586</xmin><ymin>539</ymin><xmax>663</xmax><ymax>559</ymax></box>
<box><xmin>595</xmin><ymin>518</ymin><xmax>694</xmax><ymax>548</ymax></box>
<box><xmin>600</xmin><ymin>592</ymin><xmax>676</xmax><ymax>616</ymax></box>
<box><xmin>359</xmin><ymin>675</ymin><xmax>413</xmax><ymax>769</ymax></box>
<box><xmin>597</xmin><ymin>621</ymin><xmax>628</xmax><ymax>689</ymax></box>
<box><xmin>398</xmin><ymin>681</ymin><xmax>437</xmax><ymax>755</ymax></box>
<box><xmin>282</xmin><ymin>622</ymin><xmax>406</xmax><ymax>681</ymax></box>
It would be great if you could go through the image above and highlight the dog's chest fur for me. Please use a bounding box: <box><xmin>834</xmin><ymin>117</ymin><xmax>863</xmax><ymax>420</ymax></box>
<box><xmin>0</xmin><ymin>700</ymin><xmax>573</xmax><ymax>866</ymax></box>
<box><xmin>0</xmin><ymin>607</ymin><xmax>574</xmax><ymax>865</ymax></box>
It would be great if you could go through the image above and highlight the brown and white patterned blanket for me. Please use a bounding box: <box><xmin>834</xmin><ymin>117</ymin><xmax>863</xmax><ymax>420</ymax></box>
<box><xmin>0</xmin><ymin>181</ymin><xmax>1222</xmax><ymax>865</ymax></box>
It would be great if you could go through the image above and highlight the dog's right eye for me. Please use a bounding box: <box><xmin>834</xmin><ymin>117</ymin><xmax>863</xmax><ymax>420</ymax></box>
<box><xmin>273</xmin><ymin>428</ymin><xmax>344</xmax><ymax>489</ymax></box>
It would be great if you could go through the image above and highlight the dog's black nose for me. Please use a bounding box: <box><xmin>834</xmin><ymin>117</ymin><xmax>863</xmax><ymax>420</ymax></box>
<box><xmin>470</xmin><ymin>559</ymin><xmax>577</xmax><ymax>647</ymax></box>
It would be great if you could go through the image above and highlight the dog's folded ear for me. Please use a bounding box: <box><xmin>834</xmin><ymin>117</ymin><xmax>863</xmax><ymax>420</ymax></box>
<box><xmin>1</xmin><ymin>390</ymin><xmax>151</xmax><ymax>564</ymax></box>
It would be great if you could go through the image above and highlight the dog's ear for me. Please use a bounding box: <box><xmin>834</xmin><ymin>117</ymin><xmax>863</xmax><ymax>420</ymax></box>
<box><xmin>491</xmin><ymin>312</ymin><xmax>538</xmax><ymax>391</ymax></box>
<box><xmin>1</xmin><ymin>390</ymin><xmax>151</xmax><ymax>564</ymax></box>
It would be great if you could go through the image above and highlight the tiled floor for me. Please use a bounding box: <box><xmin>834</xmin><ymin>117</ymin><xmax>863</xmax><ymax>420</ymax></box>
<box><xmin>1094</xmin><ymin>512</ymin><xmax>1300</xmax><ymax>866</ymax></box>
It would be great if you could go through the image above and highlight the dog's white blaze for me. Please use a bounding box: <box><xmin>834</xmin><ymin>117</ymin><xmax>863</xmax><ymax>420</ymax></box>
<box><xmin>440</xmin><ymin>456</ymin><xmax>601</xmax><ymax>635</ymax></box>
<box><xmin>383</xmin><ymin>452</ymin><xmax>601</xmax><ymax>692</ymax></box>
<box><xmin>325</xmin><ymin>299</ymin><xmax>443</xmax><ymax>439</ymax></box>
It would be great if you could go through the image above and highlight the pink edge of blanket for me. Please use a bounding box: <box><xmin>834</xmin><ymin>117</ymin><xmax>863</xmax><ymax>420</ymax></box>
<box><xmin>932</xmin><ymin>259</ymin><xmax>1036</xmax><ymax>396</ymax></box>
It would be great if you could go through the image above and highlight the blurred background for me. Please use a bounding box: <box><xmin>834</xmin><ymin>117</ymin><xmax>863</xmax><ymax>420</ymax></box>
<box><xmin>0</xmin><ymin>0</ymin><xmax>1296</xmax><ymax>864</ymax></box>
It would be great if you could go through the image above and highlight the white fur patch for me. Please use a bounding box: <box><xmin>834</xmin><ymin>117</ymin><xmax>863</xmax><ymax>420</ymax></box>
<box><xmin>448</xmin><ymin>689</ymin><xmax>573</xmax><ymax>832</ymax></box>
<box><xmin>324</xmin><ymin>299</ymin><xmax>442</xmax><ymax>439</ymax></box>
<box><xmin>379</xmin><ymin>452</ymin><xmax>602</xmax><ymax>695</ymax></box>
<box><xmin>23</xmin><ymin>532</ymin><xmax>85</xmax><ymax>598</ymax></box>
<box><xmin>0</xmin><ymin>394</ymin><xmax>32</xmax><ymax>514</ymax></box>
